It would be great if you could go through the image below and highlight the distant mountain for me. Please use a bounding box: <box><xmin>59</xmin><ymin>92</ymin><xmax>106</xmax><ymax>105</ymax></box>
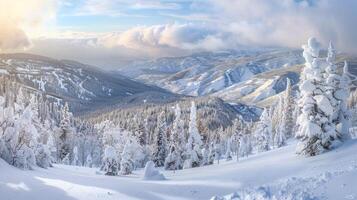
<box><xmin>0</xmin><ymin>53</ymin><xmax>180</xmax><ymax>113</ymax></box>
<box><xmin>119</xmin><ymin>49</ymin><xmax>357</xmax><ymax>108</ymax></box>
<box><xmin>119</xmin><ymin>49</ymin><xmax>303</xmax><ymax>96</ymax></box>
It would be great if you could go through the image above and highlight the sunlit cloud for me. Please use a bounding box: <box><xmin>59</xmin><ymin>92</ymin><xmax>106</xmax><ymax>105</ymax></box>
<box><xmin>0</xmin><ymin>0</ymin><xmax>56</xmax><ymax>51</ymax></box>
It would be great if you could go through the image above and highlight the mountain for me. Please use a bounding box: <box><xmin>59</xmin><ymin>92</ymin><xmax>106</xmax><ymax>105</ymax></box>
<box><xmin>119</xmin><ymin>49</ymin><xmax>357</xmax><ymax>108</ymax></box>
<box><xmin>0</xmin><ymin>53</ymin><xmax>180</xmax><ymax>113</ymax></box>
<box><xmin>119</xmin><ymin>49</ymin><xmax>304</xmax><ymax>98</ymax></box>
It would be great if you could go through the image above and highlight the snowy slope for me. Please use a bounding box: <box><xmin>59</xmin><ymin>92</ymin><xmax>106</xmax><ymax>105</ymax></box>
<box><xmin>0</xmin><ymin>53</ymin><xmax>179</xmax><ymax>113</ymax></box>
<box><xmin>1</xmin><ymin>139</ymin><xmax>357</xmax><ymax>200</ymax></box>
<box><xmin>214</xmin><ymin>64</ymin><xmax>301</xmax><ymax>106</ymax></box>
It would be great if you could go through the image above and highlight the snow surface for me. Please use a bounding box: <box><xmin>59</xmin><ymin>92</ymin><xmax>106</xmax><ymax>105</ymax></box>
<box><xmin>1</xmin><ymin>139</ymin><xmax>357</xmax><ymax>200</ymax></box>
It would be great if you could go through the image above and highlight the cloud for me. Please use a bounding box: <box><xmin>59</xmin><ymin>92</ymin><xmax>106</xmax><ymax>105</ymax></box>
<box><xmin>27</xmin><ymin>23</ymin><xmax>233</xmax><ymax>68</ymax></box>
<box><xmin>97</xmin><ymin>23</ymin><xmax>228</xmax><ymax>56</ymax></box>
<box><xmin>209</xmin><ymin>0</ymin><xmax>357</xmax><ymax>53</ymax></box>
<box><xmin>0</xmin><ymin>0</ymin><xmax>56</xmax><ymax>51</ymax></box>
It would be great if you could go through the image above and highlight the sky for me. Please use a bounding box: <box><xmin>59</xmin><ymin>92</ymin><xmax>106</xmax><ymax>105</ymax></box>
<box><xmin>0</xmin><ymin>0</ymin><xmax>356</xmax><ymax>68</ymax></box>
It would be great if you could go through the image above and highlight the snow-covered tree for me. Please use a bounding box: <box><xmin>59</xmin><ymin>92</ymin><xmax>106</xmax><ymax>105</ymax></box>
<box><xmin>225</xmin><ymin>138</ymin><xmax>232</xmax><ymax>161</ymax></box>
<box><xmin>152</xmin><ymin>111</ymin><xmax>168</xmax><ymax>167</ymax></box>
<box><xmin>183</xmin><ymin>101</ymin><xmax>203</xmax><ymax>168</ymax></box>
<box><xmin>165</xmin><ymin>104</ymin><xmax>185</xmax><ymax>170</ymax></box>
<box><xmin>164</xmin><ymin>145</ymin><xmax>182</xmax><ymax>170</ymax></box>
<box><xmin>274</xmin><ymin>96</ymin><xmax>287</xmax><ymax>148</ymax></box>
<box><xmin>254</xmin><ymin>108</ymin><xmax>272</xmax><ymax>152</ymax></box>
<box><xmin>283</xmin><ymin>78</ymin><xmax>295</xmax><ymax>137</ymax></box>
<box><xmin>35</xmin><ymin>144</ymin><xmax>51</xmax><ymax>168</ymax></box>
<box><xmin>120</xmin><ymin>141</ymin><xmax>134</xmax><ymax>175</ymax></box>
<box><xmin>56</xmin><ymin>103</ymin><xmax>74</xmax><ymax>162</ymax></box>
<box><xmin>62</xmin><ymin>153</ymin><xmax>70</xmax><ymax>165</ymax></box>
<box><xmin>72</xmin><ymin>146</ymin><xmax>79</xmax><ymax>166</ymax></box>
<box><xmin>102</xmin><ymin>146</ymin><xmax>119</xmax><ymax>176</ymax></box>
<box><xmin>85</xmin><ymin>154</ymin><xmax>93</xmax><ymax>168</ymax></box>
<box><xmin>296</xmin><ymin>38</ymin><xmax>350</xmax><ymax>156</ymax></box>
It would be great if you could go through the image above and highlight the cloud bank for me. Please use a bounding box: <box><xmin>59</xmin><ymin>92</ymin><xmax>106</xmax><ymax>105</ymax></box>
<box><xmin>211</xmin><ymin>0</ymin><xmax>357</xmax><ymax>53</ymax></box>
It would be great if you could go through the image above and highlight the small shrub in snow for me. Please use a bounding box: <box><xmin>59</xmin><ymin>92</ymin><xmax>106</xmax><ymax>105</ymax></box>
<box><xmin>143</xmin><ymin>161</ymin><xmax>166</xmax><ymax>180</ymax></box>
<box><xmin>164</xmin><ymin>145</ymin><xmax>182</xmax><ymax>170</ymax></box>
<box><xmin>72</xmin><ymin>146</ymin><xmax>79</xmax><ymax>166</ymax></box>
<box><xmin>225</xmin><ymin>138</ymin><xmax>233</xmax><ymax>161</ymax></box>
<box><xmin>85</xmin><ymin>154</ymin><xmax>93</xmax><ymax>168</ymax></box>
<box><xmin>35</xmin><ymin>144</ymin><xmax>52</xmax><ymax>169</ymax></box>
<box><xmin>62</xmin><ymin>153</ymin><xmax>70</xmax><ymax>165</ymax></box>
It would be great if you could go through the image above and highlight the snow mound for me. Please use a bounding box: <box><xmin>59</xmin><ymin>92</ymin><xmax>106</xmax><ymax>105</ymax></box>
<box><xmin>142</xmin><ymin>161</ymin><xmax>166</xmax><ymax>180</ymax></box>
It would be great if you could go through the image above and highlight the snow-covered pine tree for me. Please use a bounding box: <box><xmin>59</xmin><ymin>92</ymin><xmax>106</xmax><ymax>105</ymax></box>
<box><xmin>283</xmin><ymin>78</ymin><xmax>295</xmax><ymax>137</ymax></box>
<box><xmin>225</xmin><ymin>138</ymin><xmax>233</xmax><ymax>161</ymax></box>
<box><xmin>85</xmin><ymin>154</ymin><xmax>93</xmax><ymax>168</ymax></box>
<box><xmin>183</xmin><ymin>101</ymin><xmax>203</xmax><ymax>168</ymax></box>
<box><xmin>72</xmin><ymin>146</ymin><xmax>79</xmax><ymax>166</ymax></box>
<box><xmin>274</xmin><ymin>96</ymin><xmax>287</xmax><ymax>148</ymax></box>
<box><xmin>56</xmin><ymin>103</ymin><xmax>74</xmax><ymax>162</ymax></box>
<box><xmin>152</xmin><ymin>111</ymin><xmax>168</xmax><ymax>167</ymax></box>
<box><xmin>296</xmin><ymin>38</ymin><xmax>350</xmax><ymax>156</ymax></box>
<box><xmin>102</xmin><ymin>146</ymin><xmax>119</xmax><ymax>176</ymax></box>
<box><xmin>62</xmin><ymin>153</ymin><xmax>70</xmax><ymax>165</ymax></box>
<box><xmin>166</xmin><ymin>104</ymin><xmax>185</xmax><ymax>169</ymax></box>
<box><xmin>120</xmin><ymin>140</ymin><xmax>134</xmax><ymax>175</ymax></box>
<box><xmin>254</xmin><ymin>108</ymin><xmax>272</xmax><ymax>152</ymax></box>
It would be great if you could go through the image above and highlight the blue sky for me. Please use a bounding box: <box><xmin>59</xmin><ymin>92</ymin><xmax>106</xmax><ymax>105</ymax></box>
<box><xmin>0</xmin><ymin>0</ymin><xmax>356</xmax><ymax>68</ymax></box>
<box><xmin>56</xmin><ymin>0</ymin><xmax>209</xmax><ymax>32</ymax></box>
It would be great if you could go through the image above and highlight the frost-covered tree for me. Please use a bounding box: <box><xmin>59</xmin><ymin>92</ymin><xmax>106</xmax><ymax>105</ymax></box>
<box><xmin>152</xmin><ymin>111</ymin><xmax>168</xmax><ymax>167</ymax></box>
<box><xmin>296</xmin><ymin>38</ymin><xmax>350</xmax><ymax>156</ymax></box>
<box><xmin>274</xmin><ymin>96</ymin><xmax>287</xmax><ymax>148</ymax></box>
<box><xmin>183</xmin><ymin>101</ymin><xmax>203</xmax><ymax>168</ymax></box>
<box><xmin>166</xmin><ymin>104</ymin><xmax>185</xmax><ymax>169</ymax></box>
<box><xmin>164</xmin><ymin>145</ymin><xmax>182</xmax><ymax>170</ymax></box>
<box><xmin>72</xmin><ymin>146</ymin><xmax>79</xmax><ymax>166</ymax></box>
<box><xmin>102</xmin><ymin>146</ymin><xmax>119</xmax><ymax>176</ymax></box>
<box><xmin>35</xmin><ymin>144</ymin><xmax>51</xmax><ymax>168</ymax></box>
<box><xmin>120</xmin><ymin>141</ymin><xmax>134</xmax><ymax>175</ymax></box>
<box><xmin>62</xmin><ymin>153</ymin><xmax>70</xmax><ymax>165</ymax></box>
<box><xmin>56</xmin><ymin>103</ymin><xmax>74</xmax><ymax>162</ymax></box>
<box><xmin>254</xmin><ymin>108</ymin><xmax>272</xmax><ymax>152</ymax></box>
<box><xmin>225</xmin><ymin>138</ymin><xmax>233</xmax><ymax>161</ymax></box>
<box><xmin>283</xmin><ymin>78</ymin><xmax>295</xmax><ymax>137</ymax></box>
<box><xmin>85</xmin><ymin>154</ymin><xmax>93</xmax><ymax>168</ymax></box>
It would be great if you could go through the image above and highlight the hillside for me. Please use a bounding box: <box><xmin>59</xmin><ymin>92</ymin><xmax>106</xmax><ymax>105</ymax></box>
<box><xmin>0</xmin><ymin>53</ymin><xmax>179</xmax><ymax>113</ymax></box>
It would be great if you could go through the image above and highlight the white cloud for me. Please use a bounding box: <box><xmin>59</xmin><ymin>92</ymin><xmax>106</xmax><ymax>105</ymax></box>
<box><xmin>0</xmin><ymin>0</ymin><xmax>56</xmax><ymax>51</ymax></box>
<box><xmin>209</xmin><ymin>0</ymin><xmax>357</xmax><ymax>53</ymax></box>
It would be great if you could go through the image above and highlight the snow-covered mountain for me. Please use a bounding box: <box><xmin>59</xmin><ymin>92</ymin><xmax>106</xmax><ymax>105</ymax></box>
<box><xmin>0</xmin><ymin>53</ymin><xmax>179</xmax><ymax>113</ymax></box>
<box><xmin>119</xmin><ymin>49</ymin><xmax>304</xmax><ymax>98</ymax></box>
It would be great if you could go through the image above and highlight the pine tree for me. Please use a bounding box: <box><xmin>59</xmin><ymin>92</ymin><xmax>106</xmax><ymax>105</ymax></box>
<box><xmin>102</xmin><ymin>146</ymin><xmax>118</xmax><ymax>176</ymax></box>
<box><xmin>183</xmin><ymin>101</ymin><xmax>203</xmax><ymax>168</ymax></box>
<box><xmin>165</xmin><ymin>104</ymin><xmax>185</xmax><ymax>170</ymax></box>
<box><xmin>85</xmin><ymin>154</ymin><xmax>93</xmax><ymax>168</ymax></box>
<box><xmin>57</xmin><ymin>103</ymin><xmax>74</xmax><ymax>162</ymax></box>
<box><xmin>225</xmin><ymin>138</ymin><xmax>233</xmax><ymax>161</ymax></box>
<box><xmin>296</xmin><ymin>38</ymin><xmax>350</xmax><ymax>156</ymax></box>
<box><xmin>120</xmin><ymin>140</ymin><xmax>134</xmax><ymax>175</ymax></box>
<box><xmin>254</xmin><ymin>108</ymin><xmax>272</xmax><ymax>152</ymax></box>
<box><xmin>283</xmin><ymin>78</ymin><xmax>295</xmax><ymax>137</ymax></box>
<box><xmin>152</xmin><ymin>111</ymin><xmax>167</xmax><ymax>167</ymax></box>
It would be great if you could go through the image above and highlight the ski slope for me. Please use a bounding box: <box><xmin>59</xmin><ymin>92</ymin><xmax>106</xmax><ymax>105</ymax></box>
<box><xmin>1</xmin><ymin>139</ymin><xmax>357</xmax><ymax>200</ymax></box>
